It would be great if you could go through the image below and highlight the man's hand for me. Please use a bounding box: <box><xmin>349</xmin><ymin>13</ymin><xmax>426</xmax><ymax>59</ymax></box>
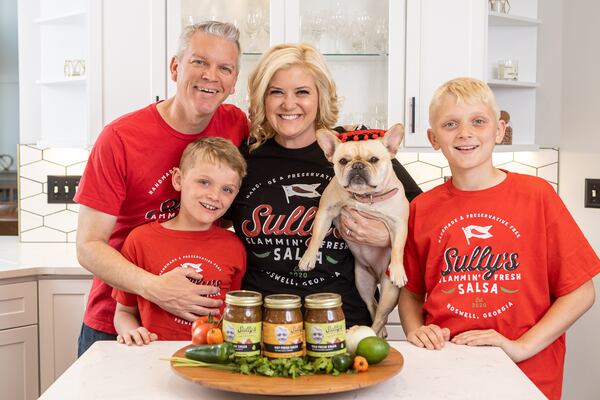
<box><xmin>145</xmin><ymin>267</ymin><xmax>223</xmax><ymax>322</ymax></box>
<box><xmin>451</xmin><ymin>329</ymin><xmax>529</xmax><ymax>362</ymax></box>
<box><xmin>407</xmin><ymin>324</ymin><xmax>450</xmax><ymax>350</ymax></box>
<box><xmin>339</xmin><ymin>208</ymin><xmax>390</xmax><ymax>247</ymax></box>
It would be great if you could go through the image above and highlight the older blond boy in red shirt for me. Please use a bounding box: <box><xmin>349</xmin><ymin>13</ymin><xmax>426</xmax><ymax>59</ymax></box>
<box><xmin>399</xmin><ymin>77</ymin><xmax>599</xmax><ymax>399</ymax></box>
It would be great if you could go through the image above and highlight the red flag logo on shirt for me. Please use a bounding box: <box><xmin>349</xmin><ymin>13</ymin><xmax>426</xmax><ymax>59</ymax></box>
<box><xmin>181</xmin><ymin>262</ymin><xmax>203</xmax><ymax>273</ymax></box>
<box><xmin>282</xmin><ymin>183</ymin><xmax>321</xmax><ymax>203</ymax></box>
<box><xmin>462</xmin><ymin>225</ymin><xmax>493</xmax><ymax>245</ymax></box>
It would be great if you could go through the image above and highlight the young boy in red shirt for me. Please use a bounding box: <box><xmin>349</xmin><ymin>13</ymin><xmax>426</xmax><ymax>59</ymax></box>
<box><xmin>399</xmin><ymin>77</ymin><xmax>600</xmax><ymax>400</ymax></box>
<box><xmin>112</xmin><ymin>137</ymin><xmax>247</xmax><ymax>345</ymax></box>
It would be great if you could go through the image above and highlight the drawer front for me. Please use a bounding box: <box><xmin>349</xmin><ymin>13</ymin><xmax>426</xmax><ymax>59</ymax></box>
<box><xmin>0</xmin><ymin>281</ymin><xmax>38</xmax><ymax>330</ymax></box>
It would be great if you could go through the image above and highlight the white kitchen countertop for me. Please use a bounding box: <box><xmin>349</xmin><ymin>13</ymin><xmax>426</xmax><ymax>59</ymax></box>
<box><xmin>39</xmin><ymin>341</ymin><xmax>545</xmax><ymax>400</ymax></box>
<box><xmin>0</xmin><ymin>237</ymin><xmax>89</xmax><ymax>279</ymax></box>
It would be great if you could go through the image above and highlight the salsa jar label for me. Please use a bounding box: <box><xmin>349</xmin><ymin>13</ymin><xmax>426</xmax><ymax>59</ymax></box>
<box><xmin>222</xmin><ymin>321</ymin><xmax>262</xmax><ymax>357</ymax></box>
<box><xmin>262</xmin><ymin>322</ymin><xmax>304</xmax><ymax>358</ymax></box>
<box><xmin>305</xmin><ymin>321</ymin><xmax>346</xmax><ymax>357</ymax></box>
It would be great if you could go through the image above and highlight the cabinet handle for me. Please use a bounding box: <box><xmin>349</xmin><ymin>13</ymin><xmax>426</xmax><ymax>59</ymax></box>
<box><xmin>155</xmin><ymin>96</ymin><xmax>160</xmax><ymax>102</ymax></box>
<box><xmin>410</xmin><ymin>97</ymin><xmax>416</xmax><ymax>134</ymax></box>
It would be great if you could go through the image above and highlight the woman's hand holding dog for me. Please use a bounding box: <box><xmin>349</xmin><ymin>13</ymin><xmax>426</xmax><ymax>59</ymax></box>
<box><xmin>340</xmin><ymin>208</ymin><xmax>391</xmax><ymax>247</ymax></box>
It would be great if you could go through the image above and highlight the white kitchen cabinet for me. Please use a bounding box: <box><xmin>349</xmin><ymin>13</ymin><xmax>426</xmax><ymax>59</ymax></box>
<box><xmin>18</xmin><ymin>0</ymin><xmax>168</xmax><ymax>147</ymax></box>
<box><xmin>17</xmin><ymin>0</ymin><xmax>102</xmax><ymax>148</ymax></box>
<box><xmin>101</xmin><ymin>0</ymin><xmax>166</xmax><ymax>125</ymax></box>
<box><xmin>38</xmin><ymin>278</ymin><xmax>92</xmax><ymax>393</ymax></box>
<box><xmin>0</xmin><ymin>281</ymin><xmax>39</xmax><ymax>400</ymax></box>
<box><xmin>486</xmin><ymin>0</ymin><xmax>540</xmax><ymax>150</ymax></box>
<box><xmin>404</xmin><ymin>0</ymin><xmax>486</xmax><ymax>148</ymax></box>
<box><xmin>0</xmin><ymin>325</ymin><xmax>39</xmax><ymax>400</ymax></box>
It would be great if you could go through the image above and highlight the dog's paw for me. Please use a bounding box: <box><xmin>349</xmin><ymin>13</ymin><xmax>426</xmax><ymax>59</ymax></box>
<box><xmin>298</xmin><ymin>254</ymin><xmax>317</xmax><ymax>271</ymax></box>
<box><xmin>371</xmin><ymin>321</ymin><xmax>388</xmax><ymax>338</ymax></box>
<box><xmin>388</xmin><ymin>264</ymin><xmax>408</xmax><ymax>288</ymax></box>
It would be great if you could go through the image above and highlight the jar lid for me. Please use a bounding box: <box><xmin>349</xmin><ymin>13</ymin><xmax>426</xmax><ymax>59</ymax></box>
<box><xmin>264</xmin><ymin>294</ymin><xmax>302</xmax><ymax>309</ymax></box>
<box><xmin>225</xmin><ymin>290</ymin><xmax>263</xmax><ymax>306</ymax></box>
<box><xmin>304</xmin><ymin>293</ymin><xmax>342</xmax><ymax>309</ymax></box>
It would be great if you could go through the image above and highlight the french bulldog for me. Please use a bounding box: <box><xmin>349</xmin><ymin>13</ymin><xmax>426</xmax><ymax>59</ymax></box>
<box><xmin>298</xmin><ymin>124</ymin><xmax>409</xmax><ymax>337</ymax></box>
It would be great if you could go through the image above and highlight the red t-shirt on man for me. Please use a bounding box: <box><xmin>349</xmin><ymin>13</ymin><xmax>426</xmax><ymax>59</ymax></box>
<box><xmin>403</xmin><ymin>172</ymin><xmax>600</xmax><ymax>400</ymax></box>
<box><xmin>74</xmin><ymin>102</ymin><xmax>248</xmax><ymax>334</ymax></box>
<box><xmin>112</xmin><ymin>221</ymin><xmax>246</xmax><ymax>340</ymax></box>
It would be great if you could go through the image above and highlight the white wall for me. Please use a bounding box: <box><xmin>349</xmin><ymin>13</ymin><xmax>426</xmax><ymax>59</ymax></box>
<box><xmin>559</xmin><ymin>0</ymin><xmax>600</xmax><ymax>398</ymax></box>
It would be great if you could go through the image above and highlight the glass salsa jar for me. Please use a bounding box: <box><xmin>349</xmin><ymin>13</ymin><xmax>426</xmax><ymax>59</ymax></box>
<box><xmin>262</xmin><ymin>294</ymin><xmax>304</xmax><ymax>359</ymax></box>
<box><xmin>304</xmin><ymin>293</ymin><xmax>346</xmax><ymax>359</ymax></box>
<box><xmin>222</xmin><ymin>290</ymin><xmax>263</xmax><ymax>357</ymax></box>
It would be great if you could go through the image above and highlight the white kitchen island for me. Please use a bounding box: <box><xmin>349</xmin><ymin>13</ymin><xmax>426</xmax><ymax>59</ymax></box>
<box><xmin>39</xmin><ymin>340</ymin><xmax>545</xmax><ymax>400</ymax></box>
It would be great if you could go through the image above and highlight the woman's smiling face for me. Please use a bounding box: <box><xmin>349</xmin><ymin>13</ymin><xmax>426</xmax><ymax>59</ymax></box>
<box><xmin>265</xmin><ymin>65</ymin><xmax>319</xmax><ymax>149</ymax></box>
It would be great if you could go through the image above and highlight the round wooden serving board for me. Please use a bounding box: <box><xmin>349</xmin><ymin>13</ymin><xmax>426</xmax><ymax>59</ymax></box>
<box><xmin>170</xmin><ymin>345</ymin><xmax>404</xmax><ymax>396</ymax></box>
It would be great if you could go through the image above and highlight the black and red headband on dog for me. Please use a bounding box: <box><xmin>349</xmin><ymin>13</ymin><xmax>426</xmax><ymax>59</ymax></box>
<box><xmin>336</xmin><ymin>129</ymin><xmax>387</xmax><ymax>143</ymax></box>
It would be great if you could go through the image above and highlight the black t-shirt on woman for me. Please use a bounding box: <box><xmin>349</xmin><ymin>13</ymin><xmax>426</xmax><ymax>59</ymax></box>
<box><xmin>228</xmin><ymin>138</ymin><xmax>422</xmax><ymax>327</ymax></box>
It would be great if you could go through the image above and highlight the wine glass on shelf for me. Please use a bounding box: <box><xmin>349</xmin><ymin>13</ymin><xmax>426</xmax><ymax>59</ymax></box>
<box><xmin>370</xmin><ymin>102</ymin><xmax>387</xmax><ymax>129</ymax></box>
<box><xmin>244</xmin><ymin>7</ymin><xmax>264</xmax><ymax>53</ymax></box>
<box><xmin>328</xmin><ymin>3</ymin><xmax>346</xmax><ymax>53</ymax></box>
<box><xmin>183</xmin><ymin>15</ymin><xmax>195</xmax><ymax>27</ymax></box>
<box><xmin>373</xmin><ymin>17</ymin><xmax>388</xmax><ymax>54</ymax></box>
<box><xmin>351</xmin><ymin>15</ymin><xmax>371</xmax><ymax>53</ymax></box>
<box><xmin>303</xmin><ymin>12</ymin><xmax>326</xmax><ymax>49</ymax></box>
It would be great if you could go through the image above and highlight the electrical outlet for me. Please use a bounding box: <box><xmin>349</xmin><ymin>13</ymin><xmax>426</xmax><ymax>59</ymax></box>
<box><xmin>47</xmin><ymin>175</ymin><xmax>81</xmax><ymax>204</ymax></box>
<box><xmin>585</xmin><ymin>179</ymin><xmax>600</xmax><ymax>208</ymax></box>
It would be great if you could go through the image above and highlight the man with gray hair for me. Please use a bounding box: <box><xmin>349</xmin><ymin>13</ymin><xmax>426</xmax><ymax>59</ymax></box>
<box><xmin>74</xmin><ymin>21</ymin><xmax>248</xmax><ymax>355</ymax></box>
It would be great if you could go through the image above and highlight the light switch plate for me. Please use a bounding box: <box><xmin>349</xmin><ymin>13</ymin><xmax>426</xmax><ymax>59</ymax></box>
<box><xmin>47</xmin><ymin>175</ymin><xmax>81</xmax><ymax>204</ymax></box>
<box><xmin>584</xmin><ymin>179</ymin><xmax>600</xmax><ymax>208</ymax></box>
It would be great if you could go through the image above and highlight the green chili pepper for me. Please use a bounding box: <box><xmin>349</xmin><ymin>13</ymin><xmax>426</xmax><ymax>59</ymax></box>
<box><xmin>185</xmin><ymin>342</ymin><xmax>234</xmax><ymax>364</ymax></box>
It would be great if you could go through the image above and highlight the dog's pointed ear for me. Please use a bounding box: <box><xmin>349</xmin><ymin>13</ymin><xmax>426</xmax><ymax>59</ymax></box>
<box><xmin>382</xmin><ymin>123</ymin><xmax>404</xmax><ymax>156</ymax></box>
<box><xmin>316</xmin><ymin>129</ymin><xmax>341</xmax><ymax>162</ymax></box>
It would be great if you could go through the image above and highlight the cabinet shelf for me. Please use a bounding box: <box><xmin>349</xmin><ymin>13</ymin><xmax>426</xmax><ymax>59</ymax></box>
<box><xmin>35</xmin><ymin>11</ymin><xmax>85</xmax><ymax>24</ymax></box>
<box><xmin>324</xmin><ymin>53</ymin><xmax>388</xmax><ymax>61</ymax></box>
<box><xmin>35</xmin><ymin>77</ymin><xmax>86</xmax><ymax>85</ymax></box>
<box><xmin>242</xmin><ymin>53</ymin><xmax>388</xmax><ymax>61</ymax></box>
<box><xmin>488</xmin><ymin>12</ymin><xmax>541</xmax><ymax>27</ymax></box>
<box><xmin>487</xmin><ymin>79</ymin><xmax>539</xmax><ymax>88</ymax></box>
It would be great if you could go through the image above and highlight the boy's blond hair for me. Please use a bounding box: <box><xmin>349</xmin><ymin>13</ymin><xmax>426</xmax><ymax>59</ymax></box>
<box><xmin>179</xmin><ymin>137</ymin><xmax>247</xmax><ymax>179</ymax></box>
<box><xmin>247</xmin><ymin>43</ymin><xmax>339</xmax><ymax>152</ymax></box>
<box><xmin>429</xmin><ymin>77</ymin><xmax>500</xmax><ymax>125</ymax></box>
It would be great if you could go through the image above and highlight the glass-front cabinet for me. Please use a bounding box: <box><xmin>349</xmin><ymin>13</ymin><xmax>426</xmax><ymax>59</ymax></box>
<box><xmin>166</xmin><ymin>0</ymin><xmax>401</xmax><ymax>130</ymax></box>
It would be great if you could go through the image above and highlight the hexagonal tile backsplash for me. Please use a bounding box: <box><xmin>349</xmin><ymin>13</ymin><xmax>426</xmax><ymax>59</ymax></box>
<box><xmin>17</xmin><ymin>144</ymin><xmax>559</xmax><ymax>243</ymax></box>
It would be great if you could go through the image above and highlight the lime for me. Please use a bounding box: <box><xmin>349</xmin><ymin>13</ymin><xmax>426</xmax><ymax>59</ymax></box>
<box><xmin>355</xmin><ymin>336</ymin><xmax>390</xmax><ymax>364</ymax></box>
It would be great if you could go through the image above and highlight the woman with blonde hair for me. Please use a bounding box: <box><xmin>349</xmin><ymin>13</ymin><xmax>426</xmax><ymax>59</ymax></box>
<box><xmin>227</xmin><ymin>43</ymin><xmax>421</xmax><ymax>327</ymax></box>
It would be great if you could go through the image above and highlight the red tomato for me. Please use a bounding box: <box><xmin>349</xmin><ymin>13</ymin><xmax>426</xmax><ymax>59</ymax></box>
<box><xmin>191</xmin><ymin>316</ymin><xmax>208</xmax><ymax>332</ymax></box>
<box><xmin>191</xmin><ymin>317</ymin><xmax>217</xmax><ymax>345</ymax></box>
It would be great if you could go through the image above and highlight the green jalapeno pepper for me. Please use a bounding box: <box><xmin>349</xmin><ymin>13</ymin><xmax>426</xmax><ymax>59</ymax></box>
<box><xmin>185</xmin><ymin>342</ymin><xmax>234</xmax><ymax>364</ymax></box>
